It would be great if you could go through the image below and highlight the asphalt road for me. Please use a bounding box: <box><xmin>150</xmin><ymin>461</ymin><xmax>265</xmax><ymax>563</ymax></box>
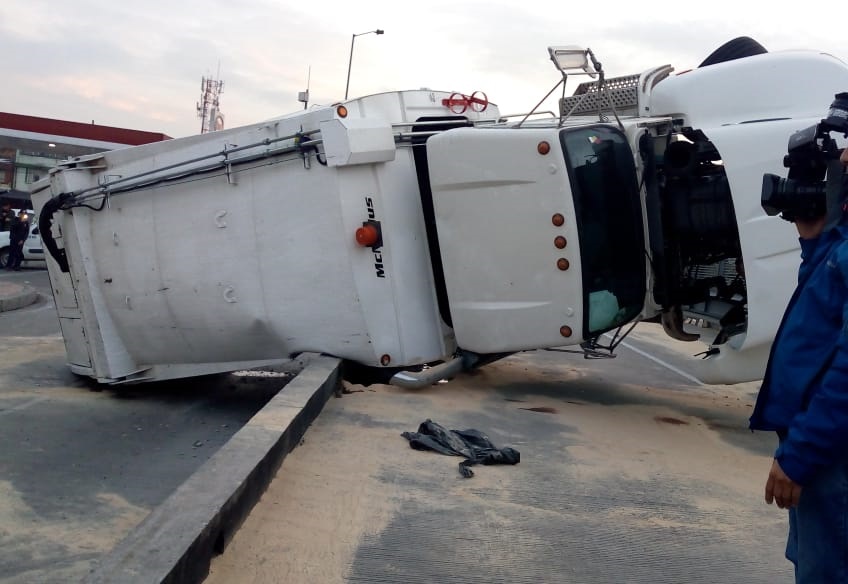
<box><xmin>207</xmin><ymin>335</ymin><xmax>789</xmax><ymax>584</ymax></box>
<box><xmin>0</xmin><ymin>268</ymin><xmax>59</xmax><ymax>337</ymax></box>
<box><xmin>0</xmin><ymin>268</ymin><xmax>296</xmax><ymax>584</ymax></box>
<box><xmin>0</xmin><ymin>268</ymin><xmax>786</xmax><ymax>584</ymax></box>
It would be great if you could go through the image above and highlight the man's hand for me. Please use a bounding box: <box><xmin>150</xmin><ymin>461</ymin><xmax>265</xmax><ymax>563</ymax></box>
<box><xmin>765</xmin><ymin>459</ymin><xmax>802</xmax><ymax>509</ymax></box>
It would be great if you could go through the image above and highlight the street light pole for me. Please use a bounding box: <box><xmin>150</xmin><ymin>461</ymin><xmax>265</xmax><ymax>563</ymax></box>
<box><xmin>344</xmin><ymin>29</ymin><xmax>384</xmax><ymax>100</ymax></box>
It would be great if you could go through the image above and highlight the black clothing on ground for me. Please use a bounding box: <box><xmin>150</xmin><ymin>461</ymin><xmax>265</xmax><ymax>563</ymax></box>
<box><xmin>402</xmin><ymin>419</ymin><xmax>520</xmax><ymax>478</ymax></box>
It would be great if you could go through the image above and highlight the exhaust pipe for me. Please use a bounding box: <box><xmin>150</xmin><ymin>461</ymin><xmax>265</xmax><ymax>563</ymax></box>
<box><xmin>661</xmin><ymin>305</ymin><xmax>700</xmax><ymax>342</ymax></box>
<box><xmin>389</xmin><ymin>356</ymin><xmax>466</xmax><ymax>389</ymax></box>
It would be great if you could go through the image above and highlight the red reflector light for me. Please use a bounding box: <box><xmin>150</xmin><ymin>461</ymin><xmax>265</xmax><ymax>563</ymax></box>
<box><xmin>356</xmin><ymin>224</ymin><xmax>380</xmax><ymax>247</ymax></box>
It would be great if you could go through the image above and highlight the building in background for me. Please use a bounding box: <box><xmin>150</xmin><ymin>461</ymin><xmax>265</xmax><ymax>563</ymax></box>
<box><xmin>0</xmin><ymin>113</ymin><xmax>171</xmax><ymax>196</ymax></box>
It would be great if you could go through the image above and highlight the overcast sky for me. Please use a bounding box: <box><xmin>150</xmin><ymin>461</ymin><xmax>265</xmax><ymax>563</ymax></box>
<box><xmin>3</xmin><ymin>1</ymin><xmax>848</xmax><ymax>138</ymax></box>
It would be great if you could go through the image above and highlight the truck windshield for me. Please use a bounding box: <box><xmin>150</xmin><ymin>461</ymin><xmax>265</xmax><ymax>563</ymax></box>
<box><xmin>561</xmin><ymin>125</ymin><xmax>646</xmax><ymax>337</ymax></box>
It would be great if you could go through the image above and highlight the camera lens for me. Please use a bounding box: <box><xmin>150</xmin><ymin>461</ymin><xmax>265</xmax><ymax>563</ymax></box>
<box><xmin>761</xmin><ymin>174</ymin><xmax>827</xmax><ymax>219</ymax></box>
<box><xmin>761</xmin><ymin>174</ymin><xmax>783</xmax><ymax>216</ymax></box>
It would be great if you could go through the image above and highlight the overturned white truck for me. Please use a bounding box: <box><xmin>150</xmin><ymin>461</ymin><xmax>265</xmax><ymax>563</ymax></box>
<box><xmin>32</xmin><ymin>39</ymin><xmax>848</xmax><ymax>386</ymax></box>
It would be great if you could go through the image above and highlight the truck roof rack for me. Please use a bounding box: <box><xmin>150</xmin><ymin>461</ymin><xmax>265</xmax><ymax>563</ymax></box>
<box><xmin>559</xmin><ymin>73</ymin><xmax>640</xmax><ymax>118</ymax></box>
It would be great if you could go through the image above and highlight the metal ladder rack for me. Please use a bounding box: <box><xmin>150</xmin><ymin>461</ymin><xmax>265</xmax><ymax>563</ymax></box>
<box><xmin>559</xmin><ymin>73</ymin><xmax>640</xmax><ymax>118</ymax></box>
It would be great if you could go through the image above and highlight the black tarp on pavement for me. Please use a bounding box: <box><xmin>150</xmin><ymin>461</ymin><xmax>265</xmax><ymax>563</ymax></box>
<box><xmin>402</xmin><ymin>419</ymin><xmax>520</xmax><ymax>478</ymax></box>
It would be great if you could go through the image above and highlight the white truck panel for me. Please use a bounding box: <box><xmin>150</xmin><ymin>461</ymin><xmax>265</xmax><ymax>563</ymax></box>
<box><xmin>34</xmin><ymin>90</ymin><xmax>501</xmax><ymax>382</ymax></box>
<box><xmin>650</xmin><ymin>51</ymin><xmax>848</xmax><ymax>127</ymax></box>
<box><xmin>320</xmin><ymin>117</ymin><xmax>396</xmax><ymax>166</ymax></box>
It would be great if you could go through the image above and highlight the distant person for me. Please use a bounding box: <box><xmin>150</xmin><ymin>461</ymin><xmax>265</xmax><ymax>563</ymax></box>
<box><xmin>0</xmin><ymin>201</ymin><xmax>13</xmax><ymax>231</ymax></box>
<box><xmin>6</xmin><ymin>209</ymin><xmax>30</xmax><ymax>271</ymax></box>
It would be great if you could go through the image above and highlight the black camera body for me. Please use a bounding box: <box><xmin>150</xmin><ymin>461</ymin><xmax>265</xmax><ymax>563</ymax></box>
<box><xmin>762</xmin><ymin>93</ymin><xmax>848</xmax><ymax>223</ymax></box>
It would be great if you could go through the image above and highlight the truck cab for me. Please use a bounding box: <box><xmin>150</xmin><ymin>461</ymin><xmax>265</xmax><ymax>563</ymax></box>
<box><xmin>422</xmin><ymin>46</ymin><xmax>848</xmax><ymax>384</ymax></box>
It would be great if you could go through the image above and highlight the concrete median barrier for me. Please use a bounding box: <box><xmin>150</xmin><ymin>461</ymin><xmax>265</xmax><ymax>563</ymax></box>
<box><xmin>84</xmin><ymin>354</ymin><xmax>343</xmax><ymax>584</ymax></box>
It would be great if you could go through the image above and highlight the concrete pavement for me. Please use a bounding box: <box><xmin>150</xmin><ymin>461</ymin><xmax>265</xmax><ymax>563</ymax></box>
<box><xmin>0</xmin><ymin>278</ymin><xmax>38</xmax><ymax>312</ymax></box>
<box><xmin>3</xmin><ymin>268</ymin><xmax>778</xmax><ymax>583</ymax></box>
<box><xmin>204</xmin><ymin>347</ymin><xmax>788</xmax><ymax>584</ymax></box>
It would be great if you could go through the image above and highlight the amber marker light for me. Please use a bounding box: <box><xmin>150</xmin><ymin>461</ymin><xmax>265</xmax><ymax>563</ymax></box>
<box><xmin>337</xmin><ymin>105</ymin><xmax>349</xmax><ymax>118</ymax></box>
<box><xmin>557</xmin><ymin>258</ymin><xmax>570</xmax><ymax>271</ymax></box>
<box><xmin>552</xmin><ymin>213</ymin><xmax>564</xmax><ymax>227</ymax></box>
<box><xmin>355</xmin><ymin>224</ymin><xmax>380</xmax><ymax>246</ymax></box>
<box><xmin>560</xmin><ymin>326</ymin><xmax>573</xmax><ymax>338</ymax></box>
<box><xmin>380</xmin><ymin>354</ymin><xmax>391</xmax><ymax>366</ymax></box>
<box><xmin>537</xmin><ymin>141</ymin><xmax>551</xmax><ymax>155</ymax></box>
<box><xmin>554</xmin><ymin>236</ymin><xmax>567</xmax><ymax>249</ymax></box>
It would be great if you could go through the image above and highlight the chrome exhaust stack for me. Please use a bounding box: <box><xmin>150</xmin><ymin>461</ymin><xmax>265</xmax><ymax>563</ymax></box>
<box><xmin>388</xmin><ymin>356</ymin><xmax>466</xmax><ymax>389</ymax></box>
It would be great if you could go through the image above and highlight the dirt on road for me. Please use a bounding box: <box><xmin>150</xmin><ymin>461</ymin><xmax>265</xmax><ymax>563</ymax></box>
<box><xmin>206</xmin><ymin>348</ymin><xmax>788</xmax><ymax>584</ymax></box>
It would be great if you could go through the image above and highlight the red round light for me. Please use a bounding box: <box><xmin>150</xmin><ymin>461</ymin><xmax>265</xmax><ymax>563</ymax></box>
<box><xmin>356</xmin><ymin>224</ymin><xmax>380</xmax><ymax>247</ymax></box>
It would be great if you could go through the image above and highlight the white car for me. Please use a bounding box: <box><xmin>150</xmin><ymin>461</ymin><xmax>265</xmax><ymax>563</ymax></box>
<box><xmin>0</xmin><ymin>212</ymin><xmax>45</xmax><ymax>269</ymax></box>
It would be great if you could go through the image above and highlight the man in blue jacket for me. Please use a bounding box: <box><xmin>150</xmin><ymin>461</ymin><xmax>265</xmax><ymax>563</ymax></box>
<box><xmin>749</xmin><ymin>146</ymin><xmax>848</xmax><ymax>582</ymax></box>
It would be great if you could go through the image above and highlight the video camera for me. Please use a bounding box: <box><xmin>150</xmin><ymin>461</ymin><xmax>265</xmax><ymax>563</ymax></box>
<box><xmin>762</xmin><ymin>92</ymin><xmax>848</xmax><ymax>223</ymax></box>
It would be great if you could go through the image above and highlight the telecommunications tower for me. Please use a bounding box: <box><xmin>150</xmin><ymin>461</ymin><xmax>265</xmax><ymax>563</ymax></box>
<box><xmin>196</xmin><ymin>69</ymin><xmax>224</xmax><ymax>134</ymax></box>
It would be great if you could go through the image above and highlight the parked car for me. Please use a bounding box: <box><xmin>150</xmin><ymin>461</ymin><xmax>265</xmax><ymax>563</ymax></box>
<box><xmin>0</xmin><ymin>210</ymin><xmax>45</xmax><ymax>269</ymax></box>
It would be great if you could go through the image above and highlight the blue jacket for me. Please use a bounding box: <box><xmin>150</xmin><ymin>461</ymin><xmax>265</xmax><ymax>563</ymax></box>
<box><xmin>750</xmin><ymin>225</ymin><xmax>848</xmax><ymax>485</ymax></box>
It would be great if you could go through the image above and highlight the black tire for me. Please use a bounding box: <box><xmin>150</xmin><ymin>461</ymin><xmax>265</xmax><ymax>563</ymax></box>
<box><xmin>698</xmin><ymin>37</ymin><xmax>767</xmax><ymax>68</ymax></box>
<box><xmin>0</xmin><ymin>247</ymin><xmax>8</xmax><ymax>269</ymax></box>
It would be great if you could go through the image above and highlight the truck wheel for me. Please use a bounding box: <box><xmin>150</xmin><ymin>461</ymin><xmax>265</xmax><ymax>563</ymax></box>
<box><xmin>0</xmin><ymin>247</ymin><xmax>8</xmax><ymax>269</ymax></box>
<box><xmin>698</xmin><ymin>37</ymin><xmax>767</xmax><ymax>68</ymax></box>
